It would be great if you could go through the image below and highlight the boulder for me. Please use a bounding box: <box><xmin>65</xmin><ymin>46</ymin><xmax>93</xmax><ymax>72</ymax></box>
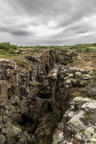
<box><xmin>53</xmin><ymin>97</ymin><xmax>96</xmax><ymax>144</ymax></box>
<box><xmin>0</xmin><ymin>134</ymin><xmax>6</xmax><ymax>144</ymax></box>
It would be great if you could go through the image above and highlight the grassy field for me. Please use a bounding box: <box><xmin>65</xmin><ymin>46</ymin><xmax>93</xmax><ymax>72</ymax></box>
<box><xmin>0</xmin><ymin>42</ymin><xmax>96</xmax><ymax>59</ymax></box>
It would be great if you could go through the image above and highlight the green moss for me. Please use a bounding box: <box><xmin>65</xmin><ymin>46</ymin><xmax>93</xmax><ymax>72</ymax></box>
<box><xmin>58</xmin><ymin>55</ymin><xmax>64</xmax><ymax>60</ymax></box>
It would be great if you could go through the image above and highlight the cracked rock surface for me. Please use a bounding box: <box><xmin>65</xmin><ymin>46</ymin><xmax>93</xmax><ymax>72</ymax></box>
<box><xmin>0</xmin><ymin>48</ymin><xmax>96</xmax><ymax>144</ymax></box>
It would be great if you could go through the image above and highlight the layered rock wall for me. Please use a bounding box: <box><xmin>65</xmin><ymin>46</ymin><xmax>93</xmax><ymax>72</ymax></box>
<box><xmin>0</xmin><ymin>50</ymin><xmax>57</xmax><ymax>144</ymax></box>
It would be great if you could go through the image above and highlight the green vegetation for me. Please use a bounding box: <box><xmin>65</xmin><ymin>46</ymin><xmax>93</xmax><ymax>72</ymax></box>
<box><xmin>33</xmin><ymin>45</ymin><xmax>68</xmax><ymax>50</ymax></box>
<box><xmin>68</xmin><ymin>43</ymin><xmax>96</xmax><ymax>53</ymax></box>
<box><xmin>0</xmin><ymin>42</ymin><xmax>96</xmax><ymax>51</ymax></box>
<box><xmin>0</xmin><ymin>42</ymin><xmax>19</xmax><ymax>58</ymax></box>
<box><xmin>0</xmin><ymin>42</ymin><xmax>96</xmax><ymax>59</ymax></box>
<box><xmin>78</xmin><ymin>45</ymin><xmax>91</xmax><ymax>52</ymax></box>
<box><xmin>0</xmin><ymin>42</ymin><xmax>17</xmax><ymax>51</ymax></box>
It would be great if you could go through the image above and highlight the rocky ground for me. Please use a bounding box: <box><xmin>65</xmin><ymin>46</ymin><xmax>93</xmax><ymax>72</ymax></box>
<box><xmin>0</xmin><ymin>45</ymin><xmax>96</xmax><ymax>144</ymax></box>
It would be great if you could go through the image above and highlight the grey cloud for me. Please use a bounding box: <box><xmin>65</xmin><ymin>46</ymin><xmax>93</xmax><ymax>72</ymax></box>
<box><xmin>0</xmin><ymin>26</ymin><xmax>8</xmax><ymax>33</ymax></box>
<box><xmin>10</xmin><ymin>30</ymin><xmax>30</xmax><ymax>36</ymax></box>
<box><xmin>8</xmin><ymin>0</ymin><xmax>96</xmax><ymax>32</ymax></box>
<box><xmin>0</xmin><ymin>0</ymin><xmax>96</xmax><ymax>45</ymax></box>
<box><xmin>0</xmin><ymin>23</ymin><xmax>32</xmax><ymax>36</ymax></box>
<box><xmin>57</xmin><ymin>1</ymin><xmax>96</xmax><ymax>28</ymax></box>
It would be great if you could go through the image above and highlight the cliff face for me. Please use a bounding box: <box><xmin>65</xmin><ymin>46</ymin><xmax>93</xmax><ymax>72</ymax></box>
<box><xmin>0</xmin><ymin>48</ymin><xmax>96</xmax><ymax>144</ymax></box>
<box><xmin>0</xmin><ymin>50</ymin><xmax>58</xmax><ymax>144</ymax></box>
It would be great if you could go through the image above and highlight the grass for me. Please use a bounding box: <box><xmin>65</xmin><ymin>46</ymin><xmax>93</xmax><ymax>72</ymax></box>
<box><xmin>13</xmin><ymin>57</ymin><xmax>30</xmax><ymax>69</ymax></box>
<box><xmin>77</xmin><ymin>45</ymin><xmax>91</xmax><ymax>52</ymax></box>
<box><xmin>0</xmin><ymin>42</ymin><xmax>96</xmax><ymax>59</ymax></box>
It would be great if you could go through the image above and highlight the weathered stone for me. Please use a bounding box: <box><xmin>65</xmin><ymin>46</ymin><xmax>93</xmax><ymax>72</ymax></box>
<box><xmin>0</xmin><ymin>134</ymin><xmax>6</xmax><ymax>144</ymax></box>
<box><xmin>75</xmin><ymin>71</ymin><xmax>82</xmax><ymax>77</ymax></box>
<box><xmin>71</xmin><ymin>78</ymin><xmax>78</xmax><ymax>85</ymax></box>
<box><xmin>0</xmin><ymin>117</ymin><xmax>3</xmax><ymax>129</ymax></box>
<box><xmin>79</xmin><ymin>80</ymin><xmax>87</xmax><ymax>86</ymax></box>
<box><xmin>83</xmin><ymin>74</ymin><xmax>91</xmax><ymax>80</ymax></box>
<box><xmin>52</xmin><ymin>132</ymin><xmax>64</xmax><ymax>144</ymax></box>
<box><xmin>53</xmin><ymin>97</ymin><xmax>96</xmax><ymax>144</ymax></box>
<box><xmin>68</xmin><ymin>73</ymin><xmax>74</xmax><ymax>78</ymax></box>
<box><xmin>48</xmin><ymin>65</ymin><xmax>59</xmax><ymax>80</ymax></box>
<box><xmin>66</xmin><ymin>79</ymin><xmax>72</xmax><ymax>84</ymax></box>
<box><xmin>0</xmin><ymin>49</ymin><xmax>94</xmax><ymax>144</ymax></box>
<box><xmin>2</xmin><ymin>124</ymin><xmax>21</xmax><ymax>137</ymax></box>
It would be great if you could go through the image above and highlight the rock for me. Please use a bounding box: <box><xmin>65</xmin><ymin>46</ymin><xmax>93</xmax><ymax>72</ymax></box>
<box><xmin>2</xmin><ymin>124</ymin><xmax>21</xmax><ymax>137</ymax></box>
<box><xmin>0</xmin><ymin>117</ymin><xmax>3</xmax><ymax>129</ymax></box>
<box><xmin>79</xmin><ymin>80</ymin><xmax>87</xmax><ymax>86</ymax></box>
<box><xmin>68</xmin><ymin>73</ymin><xmax>74</xmax><ymax>78</ymax></box>
<box><xmin>40</xmin><ymin>80</ymin><xmax>49</xmax><ymax>90</ymax></box>
<box><xmin>0</xmin><ymin>49</ymin><xmax>94</xmax><ymax>144</ymax></box>
<box><xmin>66</xmin><ymin>79</ymin><xmax>72</xmax><ymax>84</ymax></box>
<box><xmin>48</xmin><ymin>65</ymin><xmax>59</xmax><ymax>80</ymax></box>
<box><xmin>84</xmin><ymin>127</ymin><xmax>95</xmax><ymax>139</ymax></box>
<box><xmin>20</xmin><ymin>99</ymin><xmax>28</xmax><ymax>115</ymax></box>
<box><xmin>71</xmin><ymin>78</ymin><xmax>78</xmax><ymax>85</ymax></box>
<box><xmin>83</xmin><ymin>74</ymin><xmax>91</xmax><ymax>80</ymax></box>
<box><xmin>0</xmin><ymin>134</ymin><xmax>6</xmax><ymax>144</ymax></box>
<box><xmin>53</xmin><ymin>97</ymin><xmax>96</xmax><ymax>144</ymax></box>
<box><xmin>52</xmin><ymin>132</ymin><xmax>64</xmax><ymax>144</ymax></box>
<box><xmin>1</xmin><ymin>124</ymin><xmax>22</xmax><ymax>144</ymax></box>
<box><xmin>56</xmin><ymin>50</ymin><xmax>77</xmax><ymax>65</ymax></box>
<box><xmin>75</xmin><ymin>71</ymin><xmax>82</xmax><ymax>77</ymax></box>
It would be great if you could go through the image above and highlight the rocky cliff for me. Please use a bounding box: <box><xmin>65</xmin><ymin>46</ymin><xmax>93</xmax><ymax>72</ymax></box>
<box><xmin>0</xmin><ymin>47</ymin><xmax>96</xmax><ymax>144</ymax></box>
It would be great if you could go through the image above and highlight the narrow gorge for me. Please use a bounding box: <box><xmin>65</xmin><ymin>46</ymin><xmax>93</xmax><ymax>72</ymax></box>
<box><xmin>0</xmin><ymin>47</ymin><xmax>96</xmax><ymax>144</ymax></box>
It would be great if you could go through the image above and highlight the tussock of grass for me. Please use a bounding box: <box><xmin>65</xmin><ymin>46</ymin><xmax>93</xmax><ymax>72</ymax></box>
<box><xmin>13</xmin><ymin>58</ymin><xmax>29</xmax><ymax>69</ymax></box>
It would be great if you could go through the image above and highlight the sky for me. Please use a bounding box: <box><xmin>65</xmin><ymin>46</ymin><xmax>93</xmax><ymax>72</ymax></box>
<box><xmin>0</xmin><ymin>0</ymin><xmax>96</xmax><ymax>46</ymax></box>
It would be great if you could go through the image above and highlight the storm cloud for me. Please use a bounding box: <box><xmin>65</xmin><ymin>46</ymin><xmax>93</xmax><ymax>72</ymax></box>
<box><xmin>0</xmin><ymin>0</ymin><xmax>96</xmax><ymax>46</ymax></box>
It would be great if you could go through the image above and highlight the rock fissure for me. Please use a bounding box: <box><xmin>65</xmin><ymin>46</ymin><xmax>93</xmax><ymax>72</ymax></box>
<box><xmin>0</xmin><ymin>49</ymin><xmax>96</xmax><ymax>144</ymax></box>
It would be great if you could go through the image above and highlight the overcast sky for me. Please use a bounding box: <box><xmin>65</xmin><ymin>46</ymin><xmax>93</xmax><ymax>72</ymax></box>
<box><xmin>0</xmin><ymin>0</ymin><xmax>96</xmax><ymax>46</ymax></box>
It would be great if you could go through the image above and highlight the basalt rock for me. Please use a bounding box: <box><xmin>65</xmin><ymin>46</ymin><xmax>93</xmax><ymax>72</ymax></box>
<box><xmin>0</xmin><ymin>49</ymin><xmax>94</xmax><ymax>144</ymax></box>
<box><xmin>0</xmin><ymin>50</ymin><xmax>58</xmax><ymax>144</ymax></box>
<box><xmin>52</xmin><ymin>97</ymin><xmax>96</xmax><ymax>144</ymax></box>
